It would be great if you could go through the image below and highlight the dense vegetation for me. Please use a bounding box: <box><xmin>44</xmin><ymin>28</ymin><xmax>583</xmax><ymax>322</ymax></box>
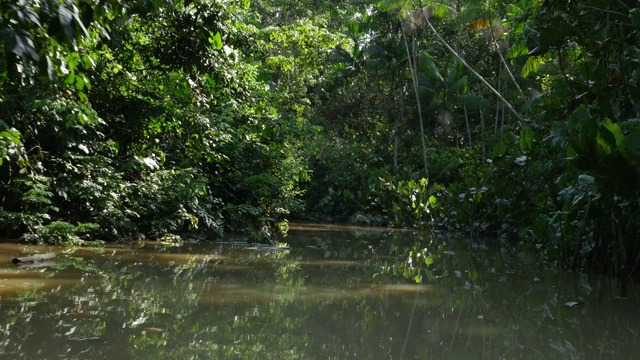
<box><xmin>2</xmin><ymin>0</ymin><xmax>640</xmax><ymax>276</ymax></box>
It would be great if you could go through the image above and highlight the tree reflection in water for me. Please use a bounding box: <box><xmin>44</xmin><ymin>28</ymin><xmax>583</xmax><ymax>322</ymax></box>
<box><xmin>0</xmin><ymin>225</ymin><xmax>639</xmax><ymax>359</ymax></box>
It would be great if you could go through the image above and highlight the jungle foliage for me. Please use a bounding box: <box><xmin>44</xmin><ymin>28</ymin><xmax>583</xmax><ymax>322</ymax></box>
<box><xmin>2</xmin><ymin>0</ymin><xmax>640</xmax><ymax>276</ymax></box>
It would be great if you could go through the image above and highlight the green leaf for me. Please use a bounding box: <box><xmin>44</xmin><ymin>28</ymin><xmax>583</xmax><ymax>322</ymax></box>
<box><xmin>600</xmin><ymin>118</ymin><xmax>623</xmax><ymax>147</ymax></box>
<box><xmin>493</xmin><ymin>140</ymin><xmax>508</xmax><ymax>157</ymax></box>
<box><xmin>596</xmin><ymin>119</ymin><xmax>622</xmax><ymax>155</ymax></box>
<box><xmin>448</xmin><ymin>76</ymin><xmax>468</xmax><ymax>95</ymax></box>
<box><xmin>420</xmin><ymin>52</ymin><xmax>443</xmax><ymax>83</ymax></box>
<box><xmin>425</xmin><ymin>254</ymin><xmax>434</xmax><ymax>266</ymax></box>
<box><xmin>377</xmin><ymin>0</ymin><xmax>409</xmax><ymax>13</ymax></box>
<box><xmin>506</xmin><ymin>42</ymin><xmax>528</xmax><ymax>59</ymax></box>
<box><xmin>621</xmin><ymin>131</ymin><xmax>640</xmax><ymax>157</ymax></box>
<box><xmin>209</xmin><ymin>32</ymin><xmax>223</xmax><ymax>50</ymax></box>
<box><xmin>456</xmin><ymin>95</ymin><xmax>490</xmax><ymax>109</ymax></box>
<box><xmin>620</xmin><ymin>131</ymin><xmax>640</xmax><ymax>172</ymax></box>
<box><xmin>75</xmin><ymin>75</ymin><xmax>85</xmax><ymax>91</ymax></box>
<box><xmin>83</xmin><ymin>54</ymin><xmax>96</xmax><ymax>69</ymax></box>
<box><xmin>348</xmin><ymin>20</ymin><xmax>360</xmax><ymax>35</ymax></box>
<box><xmin>519</xmin><ymin>127</ymin><xmax>534</xmax><ymax>151</ymax></box>
<box><xmin>64</xmin><ymin>73</ymin><xmax>76</xmax><ymax>85</ymax></box>
<box><xmin>630</xmin><ymin>8</ymin><xmax>640</xmax><ymax>27</ymax></box>
<box><xmin>522</xmin><ymin>56</ymin><xmax>544</xmax><ymax>77</ymax></box>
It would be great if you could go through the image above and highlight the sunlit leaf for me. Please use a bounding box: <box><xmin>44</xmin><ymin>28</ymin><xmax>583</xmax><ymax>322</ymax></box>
<box><xmin>522</xmin><ymin>55</ymin><xmax>544</xmax><ymax>77</ymax></box>
<box><xmin>210</xmin><ymin>32</ymin><xmax>223</xmax><ymax>50</ymax></box>
<box><xmin>469</xmin><ymin>18</ymin><xmax>491</xmax><ymax>33</ymax></box>
<box><xmin>425</xmin><ymin>254</ymin><xmax>434</xmax><ymax>266</ymax></box>
<box><xmin>506</xmin><ymin>42</ymin><xmax>528</xmax><ymax>59</ymax></box>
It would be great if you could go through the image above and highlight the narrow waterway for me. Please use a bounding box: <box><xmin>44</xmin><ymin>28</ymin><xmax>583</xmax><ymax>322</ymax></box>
<box><xmin>0</xmin><ymin>224</ymin><xmax>638</xmax><ymax>359</ymax></box>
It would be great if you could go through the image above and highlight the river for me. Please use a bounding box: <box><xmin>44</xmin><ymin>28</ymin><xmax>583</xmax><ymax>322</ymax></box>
<box><xmin>0</xmin><ymin>223</ymin><xmax>638</xmax><ymax>359</ymax></box>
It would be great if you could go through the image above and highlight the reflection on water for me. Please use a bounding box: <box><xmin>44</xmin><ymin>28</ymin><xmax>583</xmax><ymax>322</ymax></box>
<box><xmin>0</xmin><ymin>225</ymin><xmax>639</xmax><ymax>359</ymax></box>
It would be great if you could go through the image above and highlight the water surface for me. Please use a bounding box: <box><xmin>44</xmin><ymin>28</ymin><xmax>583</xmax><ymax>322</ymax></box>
<box><xmin>0</xmin><ymin>224</ymin><xmax>638</xmax><ymax>359</ymax></box>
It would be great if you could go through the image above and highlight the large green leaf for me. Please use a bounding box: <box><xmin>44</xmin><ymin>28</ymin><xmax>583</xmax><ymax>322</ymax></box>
<box><xmin>519</xmin><ymin>127</ymin><xmax>534</xmax><ymax>151</ymax></box>
<box><xmin>596</xmin><ymin>119</ymin><xmax>623</xmax><ymax>155</ymax></box>
<box><xmin>419</xmin><ymin>52</ymin><xmax>443</xmax><ymax>83</ymax></box>
<box><xmin>620</xmin><ymin>131</ymin><xmax>640</xmax><ymax>172</ymax></box>
<box><xmin>621</xmin><ymin>131</ymin><xmax>640</xmax><ymax>157</ymax></box>
<box><xmin>455</xmin><ymin>95</ymin><xmax>490</xmax><ymax>109</ymax></box>
<box><xmin>447</xmin><ymin>75</ymin><xmax>468</xmax><ymax>95</ymax></box>
<box><xmin>377</xmin><ymin>0</ymin><xmax>410</xmax><ymax>13</ymax></box>
<box><xmin>521</xmin><ymin>55</ymin><xmax>544</xmax><ymax>77</ymax></box>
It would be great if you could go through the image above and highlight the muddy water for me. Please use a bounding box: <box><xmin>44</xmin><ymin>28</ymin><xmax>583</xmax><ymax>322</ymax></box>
<box><xmin>0</xmin><ymin>224</ymin><xmax>639</xmax><ymax>359</ymax></box>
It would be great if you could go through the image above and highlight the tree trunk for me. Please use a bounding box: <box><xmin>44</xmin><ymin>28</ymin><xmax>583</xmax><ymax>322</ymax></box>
<box><xmin>392</xmin><ymin>81</ymin><xmax>404</xmax><ymax>173</ymax></box>
<box><xmin>480</xmin><ymin>108</ymin><xmax>486</xmax><ymax>156</ymax></box>
<box><xmin>401</xmin><ymin>24</ymin><xmax>429</xmax><ymax>177</ymax></box>
<box><xmin>495</xmin><ymin>61</ymin><xmax>502</xmax><ymax>134</ymax></box>
<box><xmin>464</xmin><ymin>105</ymin><xmax>472</xmax><ymax>149</ymax></box>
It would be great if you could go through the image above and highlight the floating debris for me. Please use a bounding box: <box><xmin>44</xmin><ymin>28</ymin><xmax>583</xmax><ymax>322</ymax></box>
<box><xmin>12</xmin><ymin>253</ymin><xmax>56</xmax><ymax>264</ymax></box>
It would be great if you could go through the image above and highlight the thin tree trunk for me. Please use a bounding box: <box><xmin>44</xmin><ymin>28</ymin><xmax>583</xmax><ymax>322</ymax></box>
<box><xmin>393</xmin><ymin>85</ymin><xmax>403</xmax><ymax>172</ymax></box>
<box><xmin>480</xmin><ymin>108</ymin><xmax>486</xmax><ymax>156</ymax></box>
<box><xmin>463</xmin><ymin>105</ymin><xmax>472</xmax><ymax>149</ymax></box>
<box><xmin>401</xmin><ymin>23</ymin><xmax>429</xmax><ymax>177</ymax></box>
<box><xmin>501</xmin><ymin>103</ymin><xmax>506</xmax><ymax>134</ymax></box>
<box><xmin>495</xmin><ymin>61</ymin><xmax>502</xmax><ymax>134</ymax></box>
<box><xmin>393</xmin><ymin>122</ymin><xmax>399</xmax><ymax>171</ymax></box>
